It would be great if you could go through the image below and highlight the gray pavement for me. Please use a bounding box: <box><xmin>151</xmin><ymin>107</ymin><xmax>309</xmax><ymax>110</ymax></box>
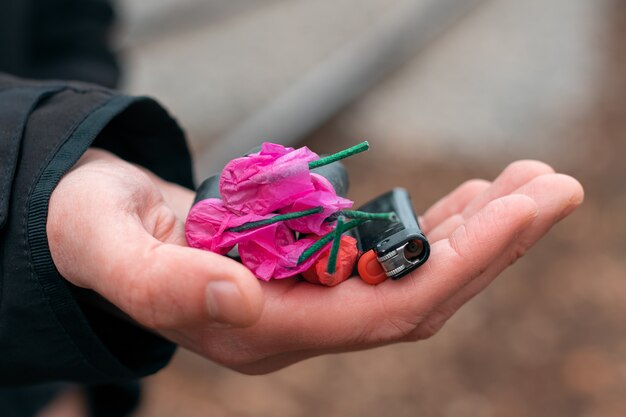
<box><xmin>118</xmin><ymin>0</ymin><xmax>609</xmax><ymax>172</ymax></box>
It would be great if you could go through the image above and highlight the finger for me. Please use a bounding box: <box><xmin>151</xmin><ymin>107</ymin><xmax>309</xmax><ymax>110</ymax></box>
<box><xmin>461</xmin><ymin>160</ymin><xmax>554</xmax><ymax>219</ymax></box>
<box><xmin>232</xmin><ymin>175</ymin><xmax>581</xmax><ymax>372</ymax></box>
<box><xmin>424</xmin><ymin>161</ymin><xmax>552</xmax><ymax>242</ymax></box>
<box><xmin>413</xmin><ymin>173</ymin><xmax>584</xmax><ymax>339</ymax></box>
<box><xmin>380</xmin><ymin>194</ymin><xmax>538</xmax><ymax>318</ymax></box>
<box><xmin>201</xmin><ymin>194</ymin><xmax>538</xmax><ymax>365</ymax></box>
<box><xmin>420</xmin><ymin>179</ymin><xmax>490</xmax><ymax>234</ymax></box>
<box><xmin>427</xmin><ymin>213</ymin><xmax>464</xmax><ymax>242</ymax></box>
<box><xmin>83</xmin><ymin>211</ymin><xmax>264</xmax><ymax>330</ymax></box>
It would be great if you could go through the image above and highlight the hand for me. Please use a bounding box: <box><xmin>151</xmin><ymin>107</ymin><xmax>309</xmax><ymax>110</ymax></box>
<box><xmin>164</xmin><ymin>160</ymin><xmax>583</xmax><ymax>374</ymax></box>
<box><xmin>48</xmin><ymin>152</ymin><xmax>583</xmax><ymax>375</ymax></box>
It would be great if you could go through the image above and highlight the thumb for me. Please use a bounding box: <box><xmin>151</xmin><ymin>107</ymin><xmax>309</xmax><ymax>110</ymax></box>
<box><xmin>127</xmin><ymin>239</ymin><xmax>265</xmax><ymax>329</ymax></box>
<box><xmin>47</xmin><ymin>148</ymin><xmax>264</xmax><ymax>330</ymax></box>
<box><xmin>94</xmin><ymin>221</ymin><xmax>264</xmax><ymax>329</ymax></box>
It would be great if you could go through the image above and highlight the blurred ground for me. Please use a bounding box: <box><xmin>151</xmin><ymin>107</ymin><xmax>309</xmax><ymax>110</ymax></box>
<box><xmin>126</xmin><ymin>1</ymin><xmax>626</xmax><ymax>416</ymax></box>
<box><xmin>120</xmin><ymin>0</ymin><xmax>604</xmax><ymax>164</ymax></box>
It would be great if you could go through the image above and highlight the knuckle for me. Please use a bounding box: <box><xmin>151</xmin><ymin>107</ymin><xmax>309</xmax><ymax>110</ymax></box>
<box><xmin>367</xmin><ymin>290</ymin><xmax>421</xmax><ymax>343</ymax></box>
<box><xmin>461</xmin><ymin>179</ymin><xmax>490</xmax><ymax>193</ymax></box>
<box><xmin>448</xmin><ymin>225</ymin><xmax>483</xmax><ymax>277</ymax></box>
<box><xmin>504</xmin><ymin>160</ymin><xmax>554</xmax><ymax>178</ymax></box>
<box><xmin>505</xmin><ymin>240</ymin><xmax>529</xmax><ymax>267</ymax></box>
<box><xmin>409</xmin><ymin>308</ymin><xmax>453</xmax><ymax>341</ymax></box>
<box><xmin>377</xmin><ymin>315</ymin><xmax>422</xmax><ymax>342</ymax></box>
<box><xmin>148</xmin><ymin>205</ymin><xmax>184</xmax><ymax>244</ymax></box>
<box><xmin>198</xmin><ymin>333</ymin><xmax>261</xmax><ymax>369</ymax></box>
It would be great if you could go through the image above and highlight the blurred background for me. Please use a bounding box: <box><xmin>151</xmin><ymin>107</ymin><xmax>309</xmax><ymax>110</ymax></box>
<box><xmin>114</xmin><ymin>0</ymin><xmax>626</xmax><ymax>415</ymax></box>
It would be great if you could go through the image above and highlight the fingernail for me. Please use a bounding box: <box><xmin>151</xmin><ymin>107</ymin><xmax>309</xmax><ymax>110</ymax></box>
<box><xmin>206</xmin><ymin>281</ymin><xmax>243</xmax><ymax>327</ymax></box>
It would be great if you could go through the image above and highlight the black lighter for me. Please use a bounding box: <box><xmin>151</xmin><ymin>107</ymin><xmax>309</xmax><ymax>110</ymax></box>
<box><xmin>352</xmin><ymin>188</ymin><xmax>430</xmax><ymax>279</ymax></box>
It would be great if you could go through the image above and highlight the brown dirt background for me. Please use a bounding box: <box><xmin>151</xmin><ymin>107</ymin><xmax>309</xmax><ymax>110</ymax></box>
<box><xmin>135</xmin><ymin>3</ymin><xmax>626</xmax><ymax>416</ymax></box>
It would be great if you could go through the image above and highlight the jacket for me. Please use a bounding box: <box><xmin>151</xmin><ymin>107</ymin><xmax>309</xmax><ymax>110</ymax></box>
<box><xmin>0</xmin><ymin>0</ymin><xmax>194</xmax><ymax>415</ymax></box>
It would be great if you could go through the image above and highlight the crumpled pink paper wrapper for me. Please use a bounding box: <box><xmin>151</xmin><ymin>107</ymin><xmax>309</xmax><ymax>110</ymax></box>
<box><xmin>185</xmin><ymin>198</ymin><xmax>273</xmax><ymax>255</ymax></box>
<box><xmin>281</xmin><ymin>173</ymin><xmax>352</xmax><ymax>235</ymax></box>
<box><xmin>238</xmin><ymin>224</ymin><xmax>331</xmax><ymax>281</ymax></box>
<box><xmin>220</xmin><ymin>142</ymin><xmax>319</xmax><ymax>215</ymax></box>
<box><xmin>185</xmin><ymin>142</ymin><xmax>354</xmax><ymax>280</ymax></box>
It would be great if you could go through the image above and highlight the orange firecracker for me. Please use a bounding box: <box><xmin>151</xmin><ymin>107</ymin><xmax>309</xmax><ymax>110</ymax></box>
<box><xmin>302</xmin><ymin>235</ymin><xmax>358</xmax><ymax>286</ymax></box>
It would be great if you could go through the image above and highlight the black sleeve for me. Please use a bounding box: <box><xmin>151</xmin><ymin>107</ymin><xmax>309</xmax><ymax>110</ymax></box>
<box><xmin>0</xmin><ymin>72</ymin><xmax>194</xmax><ymax>385</ymax></box>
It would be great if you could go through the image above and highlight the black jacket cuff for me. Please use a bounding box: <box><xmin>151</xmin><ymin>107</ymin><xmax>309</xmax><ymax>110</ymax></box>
<box><xmin>0</xmin><ymin>73</ymin><xmax>192</xmax><ymax>385</ymax></box>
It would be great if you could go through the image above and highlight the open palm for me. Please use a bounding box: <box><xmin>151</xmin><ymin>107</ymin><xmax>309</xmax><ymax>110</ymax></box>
<box><xmin>48</xmin><ymin>149</ymin><xmax>583</xmax><ymax>374</ymax></box>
